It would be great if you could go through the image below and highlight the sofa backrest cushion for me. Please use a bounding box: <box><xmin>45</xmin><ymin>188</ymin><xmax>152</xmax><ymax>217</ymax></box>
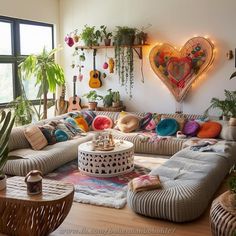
<box><xmin>24</xmin><ymin>125</ymin><xmax>48</xmax><ymax>150</ymax></box>
<box><xmin>8</xmin><ymin>127</ymin><xmax>31</xmax><ymax>151</ymax></box>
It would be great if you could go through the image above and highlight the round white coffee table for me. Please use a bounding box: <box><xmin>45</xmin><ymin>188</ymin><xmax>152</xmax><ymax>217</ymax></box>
<box><xmin>78</xmin><ymin>140</ymin><xmax>134</xmax><ymax>177</ymax></box>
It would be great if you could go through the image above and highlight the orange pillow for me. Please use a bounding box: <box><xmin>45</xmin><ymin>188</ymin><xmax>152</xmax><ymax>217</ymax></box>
<box><xmin>197</xmin><ymin>121</ymin><xmax>222</xmax><ymax>138</ymax></box>
<box><xmin>74</xmin><ymin>117</ymin><xmax>89</xmax><ymax>132</ymax></box>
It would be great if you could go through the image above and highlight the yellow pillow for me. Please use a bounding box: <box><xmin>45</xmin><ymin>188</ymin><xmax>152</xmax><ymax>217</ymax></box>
<box><xmin>24</xmin><ymin>126</ymin><xmax>48</xmax><ymax>150</ymax></box>
<box><xmin>117</xmin><ymin>114</ymin><xmax>140</xmax><ymax>133</ymax></box>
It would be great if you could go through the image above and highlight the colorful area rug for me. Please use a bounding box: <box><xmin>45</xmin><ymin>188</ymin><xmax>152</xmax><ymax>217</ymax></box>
<box><xmin>45</xmin><ymin>160</ymin><xmax>150</xmax><ymax>209</ymax></box>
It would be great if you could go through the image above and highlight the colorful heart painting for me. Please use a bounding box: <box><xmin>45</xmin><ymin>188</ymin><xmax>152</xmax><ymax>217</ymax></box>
<box><xmin>149</xmin><ymin>37</ymin><xmax>214</xmax><ymax>102</ymax></box>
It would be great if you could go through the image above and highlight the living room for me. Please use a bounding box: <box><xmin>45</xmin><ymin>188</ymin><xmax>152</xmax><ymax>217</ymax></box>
<box><xmin>0</xmin><ymin>0</ymin><xmax>236</xmax><ymax>235</ymax></box>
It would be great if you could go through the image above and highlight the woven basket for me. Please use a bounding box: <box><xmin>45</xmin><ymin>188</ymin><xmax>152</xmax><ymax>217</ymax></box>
<box><xmin>0</xmin><ymin>177</ymin><xmax>74</xmax><ymax>236</ymax></box>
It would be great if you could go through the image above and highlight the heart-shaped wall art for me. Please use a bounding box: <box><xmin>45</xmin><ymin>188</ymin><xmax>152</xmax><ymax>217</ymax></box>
<box><xmin>149</xmin><ymin>37</ymin><xmax>214</xmax><ymax>102</ymax></box>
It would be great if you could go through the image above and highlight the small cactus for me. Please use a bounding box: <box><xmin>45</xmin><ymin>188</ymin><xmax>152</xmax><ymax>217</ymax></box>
<box><xmin>0</xmin><ymin>111</ymin><xmax>15</xmax><ymax>177</ymax></box>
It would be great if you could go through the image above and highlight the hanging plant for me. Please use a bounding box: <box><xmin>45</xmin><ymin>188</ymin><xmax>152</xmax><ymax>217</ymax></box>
<box><xmin>114</xmin><ymin>26</ymin><xmax>136</xmax><ymax>98</ymax></box>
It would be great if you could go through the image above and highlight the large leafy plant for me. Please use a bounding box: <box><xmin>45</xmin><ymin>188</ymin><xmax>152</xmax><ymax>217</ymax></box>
<box><xmin>19</xmin><ymin>47</ymin><xmax>65</xmax><ymax>119</ymax></box>
<box><xmin>0</xmin><ymin>111</ymin><xmax>15</xmax><ymax>179</ymax></box>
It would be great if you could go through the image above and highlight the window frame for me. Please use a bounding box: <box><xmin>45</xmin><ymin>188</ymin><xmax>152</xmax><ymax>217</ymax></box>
<box><xmin>0</xmin><ymin>15</ymin><xmax>54</xmax><ymax>108</ymax></box>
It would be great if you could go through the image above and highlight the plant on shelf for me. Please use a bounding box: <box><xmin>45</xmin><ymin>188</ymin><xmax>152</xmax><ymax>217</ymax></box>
<box><xmin>114</xmin><ymin>26</ymin><xmax>137</xmax><ymax>99</ymax></box>
<box><xmin>0</xmin><ymin>111</ymin><xmax>15</xmax><ymax>190</ymax></box>
<box><xmin>103</xmin><ymin>89</ymin><xmax>113</xmax><ymax>107</ymax></box>
<box><xmin>112</xmin><ymin>91</ymin><xmax>121</xmax><ymax>108</ymax></box>
<box><xmin>100</xmin><ymin>25</ymin><xmax>113</xmax><ymax>46</ymax></box>
<box><xmin>19</xmin><ymin>47</ymin><xmax>65</xmax><ymax>119</ymax></box>
<box><xmin>83</xmin><ymin>90</ymin><xmax>103</xmax><ymax>110</ymax></box>
<box><xmin>134</xmin><ymin>24</ymin><xmax>151</xmax><ymax>45</ymax></box>
<box><xmin>80</xmin><ymin>25</ymin><xmax>101</xmax><ymax>47</ymax></box>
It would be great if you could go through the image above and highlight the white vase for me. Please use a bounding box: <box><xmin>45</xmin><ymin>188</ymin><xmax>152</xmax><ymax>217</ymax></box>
<box><xmin>0</xmin><ymin>175</ymin><xmax>6</xmax><ymax>190</ymax></box>
<box><xmin>229</xmin><ymin>117</ymin><xmax>236</xmax><ymax>126</ymax></box>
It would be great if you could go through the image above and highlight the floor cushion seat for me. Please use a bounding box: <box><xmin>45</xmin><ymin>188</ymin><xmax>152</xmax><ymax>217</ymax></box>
<box><xmin>127</xmin><ymin>141</ymin><xmax>236</xmax><ymax>222</ymax></box>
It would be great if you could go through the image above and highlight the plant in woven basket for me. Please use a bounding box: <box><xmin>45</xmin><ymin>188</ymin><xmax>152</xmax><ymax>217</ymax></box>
<box><xmin>0</xmin><ymin>111</ymin><xmax>15</xmax><ymax>189</ymax></box>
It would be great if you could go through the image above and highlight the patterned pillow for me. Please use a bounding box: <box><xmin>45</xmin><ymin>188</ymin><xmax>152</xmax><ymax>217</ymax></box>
<box><xmin>57</xmin><ymin>122</ymin><xmax>74</xmax><ymax>138</ymax></box>
<box><xmin>145</xmin><ymin>113</ymin><xmax>161</xmax><ymax>131</ymax></box>
<box><xmin>81</xmin><ymin>110</ymin><xmax>96</xmax><ymax>126</ymax></box>
<box><xmin>65</xmin><ymin>117</ymin><xmax>84</xmax><ymax>134</ymax></box>
<box><xmin>24</xmin><ymin>126</ymin><xmax>48</xmax><ymax>150</ymax></box>
<box><xmin>140</xmin><ymin>112</ymin><xmax>153</xmax><ymax>130</ymax></box>
<box><xmin>128</xmin><ymin>174</ymin><xmax>162</xmax><ymax>192</ymax></box>
<box><xmin>39</xmin><ymin>127</ymin><xmax>57</xmax><ymax>145</ymax></box>
<box><xmin>74</xmin><ymin>116</ymin><xmax>89</xmax><ymax>132</ymax></box>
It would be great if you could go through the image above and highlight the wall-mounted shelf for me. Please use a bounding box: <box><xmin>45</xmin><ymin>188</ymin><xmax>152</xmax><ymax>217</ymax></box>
<box><xmin>75</xmin><ymin>44</ymin><xmax>149</xmax><ymax>59</ymax></box>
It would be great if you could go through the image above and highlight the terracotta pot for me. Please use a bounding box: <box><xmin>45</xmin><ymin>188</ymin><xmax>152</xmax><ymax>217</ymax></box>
<box><xmin>0</xmin><ymin>175</ymin><xmax>6</xmax><ymax>191</ymax></box>
<box><xmin>229</xmin><ymin>117</ymin><xmax>236</xmax><ymax>126</ymax></box>
<box><xmin>104</xmin><ymin>38</ymin><xmax>111</xmax><ymax>46</ymax></box>
<box><xmin>88</xmin><ymin>102</ymin><xmax>97</xmax><ymax>110</ymax></box>
<box><xmin>112</xmin><ymin>102</ymin><xmax>120</xmax><ymax>108</ymax></box>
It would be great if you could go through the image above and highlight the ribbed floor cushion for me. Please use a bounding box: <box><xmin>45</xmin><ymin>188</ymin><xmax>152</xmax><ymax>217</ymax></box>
<box><xmin>4</xmin><ymin>134</ymin><xmax>94</xmax><ymax>176</ymax></box>
<box><xmin>127</xmin><ymin>141</ymin><xmax>236</xmax><ymax>222</ymax></box>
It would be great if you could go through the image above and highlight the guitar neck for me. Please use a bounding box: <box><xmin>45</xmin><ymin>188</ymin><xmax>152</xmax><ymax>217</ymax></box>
<box><xmin>93</xmin><ymin>49</ymin><xmax>96</xmax><ymax>71</ymax></box>
<box><xmin>73</xmin><ymin>76</ymin><xmax>77</xmax><ymax>99</ymax></box>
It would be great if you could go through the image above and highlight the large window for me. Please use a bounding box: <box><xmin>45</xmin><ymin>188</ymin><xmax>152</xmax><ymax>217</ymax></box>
<box><xmin>0</xmin><ymin>16</ymin><xmax>54</xmax><ymax>106</ymax></box>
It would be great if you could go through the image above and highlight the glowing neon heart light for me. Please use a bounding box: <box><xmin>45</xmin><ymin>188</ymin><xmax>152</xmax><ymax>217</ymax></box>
<box><xmin>149</xmin><ymin>37</ymin><xmax>214</xmax><ymax>102</ymax></box>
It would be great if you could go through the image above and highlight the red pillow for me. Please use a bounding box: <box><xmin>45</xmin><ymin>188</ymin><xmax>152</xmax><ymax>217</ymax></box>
<box><xmin>92</xmin><ymin>115</ymin><xmax>113</xmax><ymax>131</ymax></box>
<box><xmin>197</xmin><ymin>121</ymin><xmax>222</xmax><ymax>138</ymax></box>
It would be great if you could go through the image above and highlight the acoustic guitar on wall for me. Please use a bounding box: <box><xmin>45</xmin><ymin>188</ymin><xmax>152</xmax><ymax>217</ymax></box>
<box><xmin>68</xmin><ymin>76</ymin><xmax>82</xmax><ymax>112</ymax></box>
<box><xmin>89</xmin><ymin>49</ymin><xmax>102</xmax><ymax>88</ymax></box>
<box><xmin>55</xmin><ymin>84</ymin><xmax>69</xmax><ymax>115</ymax></box>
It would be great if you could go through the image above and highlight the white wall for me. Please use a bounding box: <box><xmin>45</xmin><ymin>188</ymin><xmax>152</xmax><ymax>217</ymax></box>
<box><xmin>9</xmin><ymin>0</ymin><xmax>234</xmax><ymax>115</ymax></box>
<box><xmin>0</xmin><ymin>0</ymin><xmax>60</xmax><ymax>50</ymax></box>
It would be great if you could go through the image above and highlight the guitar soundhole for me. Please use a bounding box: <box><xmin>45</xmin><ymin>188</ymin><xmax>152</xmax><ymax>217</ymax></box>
<box><xmin>73</xmin><ymin>100</ymin><xmax>76</xmax><ymax>104</ymax></box>
<box><xmin>93</xmin><ymin>73</ymin><xmax>98</xmax><ymax>78</ymax></box>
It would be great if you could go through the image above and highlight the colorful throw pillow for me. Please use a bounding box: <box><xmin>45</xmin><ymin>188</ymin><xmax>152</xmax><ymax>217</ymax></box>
<box><xmin>56</xmin><ymin>122</ymin><xmax>73</xmax><ymax>139</ymax></box>
<box><xmin>128</xmin><ymin>174</ymin><xmax>162</xmax><ymax>192</ymax></box>
<box><xmin>183</xmin><ymin>120</ymin><xmax>200</xmax><ymax>136</ymax></box>
<box><xmin>156</xmin><ymin>118</ymin><xmax>179</xmax><ymax>136</ymax></box>
<box><xmin>197</xmin><ymin>121</ymin><xmax>222</xmax><ymax>138</ymax></box>
<box><xmin>24</xmin><ymin>126</ymin><xmax>48</xmax><ymax>150</ymax></box>
<box><xmin>92</xmin><ymin>115</ymin><xmax>113</xmax><ymax>131</ymax></box>
<box><xmin>55</xmin><ymin>129</ymin><xmax>69</xmax><ymax>142</ymax></box>
<box><xmin>117</xmin><ymin>113</ymin><xmax>140</xmax><ymax>133</ymax></box>
<box><xmin>74</xmin><ymin>116</ymin><xmax>89</xmax><ymax>132</ymax></box>
<box><xmin>140</xmin><ymin>112</ymin><xmax>153</xmax><ymax>130</ymax></box>
<box><xmin>81</xmin><ymin>110</ymin><xmax>96</xmax><ymax>126</ymax></box>
<box><xmin>161</xmin><ymin>114</ymin><xmax>186</xmax><ymax>131</ymax></box>
<box><xmin>39</xmin><ymin>127</ymin><xmax>57</xmax><ymax>145</ymax></box>
<box><xmin>145</xmin><ymin>113</ymin><xmax>161</xmax><ymax>131</ymax></box>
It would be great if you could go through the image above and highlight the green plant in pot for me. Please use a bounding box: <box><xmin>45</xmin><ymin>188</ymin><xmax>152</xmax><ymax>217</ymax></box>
<box><xmin>204</xmin><ymin>90</ymin><xmax>233</xmax><ymax>120</ymax></box>
<box><xmin>83</xmin><ymin>90</ymin><xmax>103</xmax><ymax>110</ymax></box>
<box><xmin>81</xmin><ymin>25</ymin><xmax>101</xmax><ymax>47</ymax></box>
<box><xmin>19</xmin><ymin>47</ymin><xmax>65</xmax><ymax>119</ymax></box>
<box><xmin>112</xmin><ymin>91</ymin><xmax>121</xmax><ymax>108</ymax></box>
<box><xmin>100</xmin><ymin>25</ymin><xmax>113</xmax><ymax>46</ymax></box>
<box><xmin>0</xmin><ymin>111</ymin><xmax>15</xmax><ymax>190</ymax></box>
<box><xmin>114</xmin><ymin>26</ymin><xmax>137</xmax><ymax>99</ymax></box>
<box><xmin>103</xmin><ymin>89</ymin><xmax>113</xmax><ymax>107</ymax></box>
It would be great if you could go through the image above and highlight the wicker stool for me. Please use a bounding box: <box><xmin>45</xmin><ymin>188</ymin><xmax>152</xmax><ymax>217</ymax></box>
<box><xmin>210</xmin><ymin>194</ymin><xmax>236</xmax><ymax>236</ymax></box>
<box><xmin>0</xmin><ymin>176</ymin><xmax>74</xmax><ymax>236</ymax></box>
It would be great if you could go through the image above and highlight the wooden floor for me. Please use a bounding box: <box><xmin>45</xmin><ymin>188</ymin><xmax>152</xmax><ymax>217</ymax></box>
<box><xmin>52</xmin><ymin>155</ymin><xmax>231</xmax><ymax>236</ymax></box>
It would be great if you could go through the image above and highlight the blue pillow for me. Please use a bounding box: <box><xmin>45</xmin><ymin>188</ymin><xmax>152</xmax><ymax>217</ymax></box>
<box><xmin>156</xmin><ymin>118</ymin><xmax>179</xmax><ymax>136</ymax></box>
<box><xmin>55</xmin><ymin>129</ymin><xmax>69</xmax><ymax>142</ymax></box>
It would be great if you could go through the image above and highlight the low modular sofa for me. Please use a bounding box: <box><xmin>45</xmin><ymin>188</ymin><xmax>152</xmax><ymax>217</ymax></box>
<box><xmin>4</xmin><ymin>111</ymin><xmax>236</xmax><ymax>223</ymax></box>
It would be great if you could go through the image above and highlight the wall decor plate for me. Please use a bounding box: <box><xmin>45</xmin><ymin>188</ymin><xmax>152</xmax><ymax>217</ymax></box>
<box><xmin>149</xmin><ymin>37</ymin><xmax>214</xmax><ymax>101</ymax></box>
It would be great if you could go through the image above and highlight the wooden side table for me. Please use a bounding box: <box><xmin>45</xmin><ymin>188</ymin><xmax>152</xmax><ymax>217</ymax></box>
<box><xmin>0</xmin><ymin>176</ymin><xmax>74</xmax><ymax>236</ymax></box>
<box><xmin>210</xmin><ymin>193</ymin><xmax>236</xmax><ymax>236</ymax></box>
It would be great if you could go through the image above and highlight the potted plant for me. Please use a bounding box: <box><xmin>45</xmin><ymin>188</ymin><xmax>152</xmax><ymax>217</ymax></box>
<box><xmin>83</xmin><ymin>90</ymin><xmax>103</xmax><ymax>110</ymax></box>
<box><xmin>205</xmin><ymin>90</ymin><xmax>233</xmax><ymax>120</ymax></box>
<box><xmin>114</xmin><ymin>26</ymin><xmax>137</xmax><ymax>99</ymax></box>
<box><xmin>19</xmin><ymin>47</ymin><xmax>65</xmax><ymax>119</ymax></box>
<box><xmin>0</xmin><ymin>111</ymin><xmax>15</xmax><ymax>190</ymax></box>
<box><xmin>112</xmin><ymin>91</ymin><xmax>121</xmax><ymax>108</ymax></box>
<box><xmin>80</xmin><ymin>25</ymin><xmax>101</xmax><ymax>47</ymax></box>
<box><xmin>225</xmin><ymin>90</ymin><xmax>236</xmax><ymax>126</ymax></box>
<box><xmin>103</xmin><ymin>89</ymin><xmax>113</xmax><ymax>107</ymax></box>
<box><xmin>100</xmin><ymin>25</ymin><xmax>113</xmax><ymax>46</ymax></box>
